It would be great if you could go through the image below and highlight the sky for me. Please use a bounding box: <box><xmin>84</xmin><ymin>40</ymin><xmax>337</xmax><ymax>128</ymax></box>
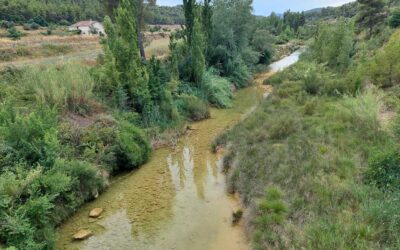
<box><xmin>156</xmin><ymin>0</ymin><xmax>356</xmax><ymax>16</ymax></box>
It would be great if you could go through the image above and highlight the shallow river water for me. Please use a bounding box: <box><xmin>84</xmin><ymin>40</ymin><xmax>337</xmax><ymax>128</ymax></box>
<box><xmin>56</xmin><ymin>51</ymin><xmax>301</xmax><ymax>250</ymax></box>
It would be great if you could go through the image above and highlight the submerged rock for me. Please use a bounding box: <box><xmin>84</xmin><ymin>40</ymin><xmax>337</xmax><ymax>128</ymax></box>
<box><xmin>73</xmin><ymin>229</ymin><xmax>92</xmax><ymax>240</ymax></box>
<box><xmin>89</xmin><ymin>208</ymin><xmax>104</xmax><ymax>218</ymax></box>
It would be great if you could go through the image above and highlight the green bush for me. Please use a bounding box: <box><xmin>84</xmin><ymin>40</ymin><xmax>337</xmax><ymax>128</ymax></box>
<box><xmin>365</xmin><ymin>149</ymin><xmax>400</xmax><ymax>191</ymax></box>
<box><xmin>116</xmin><ymin>121</ymin><xmax>151</xmax><ymax>170</ymax></box>
<box><xmin>202</xmin><ymin>69</ymin><xmax>233</xmax><ymax>108</ymax></box>
<box><xmin>7</xmin><ymin>27</ymin><xmax>22</xmax><ymax>40</ymax></box>
<box><xmin>389</xmin><ymin>8</ymin><xmax>400</xmax><ymax>28</ymax></box>
<box><xmin>0</xmin><ymin>106</ymin><xmax>59</xmax><ymax>170</ymax></box>
<box><xmin>177</xmin><ymin>94</ymin><xmax>210</xmax><ymax>121</ymax></box>
<box><xmin>63</xmin><ymin>117</ymin><xmax>151</xmax><ymax>172</ymax></box>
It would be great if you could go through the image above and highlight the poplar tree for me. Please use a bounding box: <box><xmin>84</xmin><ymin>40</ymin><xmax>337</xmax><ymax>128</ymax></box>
<box><xmin>102</xmin><ymin>0</ymin><xmax>150</xmax><ymax>112</ymax></box>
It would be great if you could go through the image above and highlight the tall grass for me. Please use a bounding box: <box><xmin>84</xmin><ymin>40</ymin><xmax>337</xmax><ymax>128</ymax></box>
<box><xmin>17</xmin><ymin>62</ymin><xmax>95</xmax><ymax>114</ymax></box>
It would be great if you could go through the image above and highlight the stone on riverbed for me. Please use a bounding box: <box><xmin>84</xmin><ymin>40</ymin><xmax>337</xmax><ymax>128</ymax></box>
<box><xmin>73</xmin><ymin>229</ymin><xmax>92</xmax><ymax>240</ymax></box>
<box><xmin>89</xmin><ymin>208</ymin><xmax>103</xmax><ymax>218</ymax></box>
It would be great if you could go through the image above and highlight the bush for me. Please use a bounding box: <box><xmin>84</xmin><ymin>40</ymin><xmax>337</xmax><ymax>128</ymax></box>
<box><xmin>365</xmin><ymin>149</ymin><xmax>400</xmax><ymax>191</ymax></box>
<box><xmin>0</xmin><ymin>106</ymin><xmax>59</xmax><ymax>170</ymax></box>
<box><xmin>176</xmin><ymin>94</ymin><xmax>210</xmax><ymax>121</ymax></box>
<box><xmin>202</xmin><ymin>69</ymin><xmax>233</xmax><ymax>108</ymax></box>
<box><xmin>66</xmin><ymin>117</ymin><xmax>151</xmax><ymax>172</ymax></box>
<box><xmin>389</xmin><ymin>8</ymin><xmax>400</xmax><ymax>28</ymax></box>
<box><xmin>115</xmin><ymin>121</ymin><xmax>151</xmax><ymax>170</ymax></box>
<box><xmin>7</xmin><ymin>27</ymin><xmax>22</xmax><ymax>40</ymax></box>
<box><xmin>0</xmin><ymin>20</ymin><xmax>15</xmax><ymax>29</ymax></box>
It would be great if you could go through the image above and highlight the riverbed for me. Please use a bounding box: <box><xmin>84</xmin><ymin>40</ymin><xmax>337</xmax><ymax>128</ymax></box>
<box><xmin>56</xmin><ymin>51</ymin><xmax>301</xmax><ymax>250</ymax></box>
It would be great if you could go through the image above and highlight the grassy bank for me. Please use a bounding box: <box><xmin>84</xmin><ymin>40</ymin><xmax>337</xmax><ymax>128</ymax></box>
<box><xmin>214</xmin><ymin>28</ymin><xmax>400</xmax><ymax>249</ymax></box>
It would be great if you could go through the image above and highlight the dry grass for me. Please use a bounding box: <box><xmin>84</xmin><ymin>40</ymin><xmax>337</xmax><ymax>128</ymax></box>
<box><xmin>145</xmin><ymin>37</ymin><xmax>171</xmax><ymax>58</ymax></box>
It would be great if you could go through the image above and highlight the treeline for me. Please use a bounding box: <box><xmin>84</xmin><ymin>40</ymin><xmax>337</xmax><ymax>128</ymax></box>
<box><xmin>0</xmin><ymin>0</ymin><xmax>276</xmax><ymax>249</ymax></box>
<box><xmin>0</xmin><ymin>0</ymin><xmax>104</xmax><ymax>24</ymax></box>
<box><xmin>0</xmin><ymin>0</ymin><xmax>184</xmax><ymax>25</ymax></box>
<box><xmin>146</xmin><ymin>5</ymin><xmax>184</xmax><ymax>25</ymax></box>
<box><xmin>214</xmin><ymin>0</ymin><xmax>400</xmax><ymax>249</ymax></box>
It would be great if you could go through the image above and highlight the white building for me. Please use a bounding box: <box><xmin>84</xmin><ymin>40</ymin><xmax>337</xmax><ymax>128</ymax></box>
<box><xmin>68</xmin><ymin>20</ymin><xmax>104</xmax><ymax>35</ymax></box>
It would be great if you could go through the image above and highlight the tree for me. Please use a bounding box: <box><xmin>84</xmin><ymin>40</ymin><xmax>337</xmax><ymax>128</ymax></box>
<box><xmin>183</xmin><ymin>0</ymin><xmax>196</xmax><ymax>46</ymax></box>
<box><xmin>202</xmin><ymin>0</ymin><xmax>213</xmax><ymax>62</ymax></box>
<box><xmin>356</xmin><ymin>0</ymin><xmax>386</xmax><ymax>36</ymax></box>
<box><xmin>103</xmin><ymin>0</ymin><xmax>157</xmax><ymax>60</ymax></box>
<box><xmin>101</xmin><ymin>0</ymin><xmax>150</xmax><ymax>112</ymax></box>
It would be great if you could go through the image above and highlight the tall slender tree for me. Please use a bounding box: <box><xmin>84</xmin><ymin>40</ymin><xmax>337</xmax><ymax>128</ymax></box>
<box><xmin>102</xmin><ymin>0</ymin><xmax>150</xmax><ymax>112</ymax></box>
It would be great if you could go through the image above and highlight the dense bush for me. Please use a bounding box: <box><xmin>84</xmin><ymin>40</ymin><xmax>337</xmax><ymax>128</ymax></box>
<box><xmin>0</xmin><ymin>106</ymin><xmax>59</xmax><ymax>170</ymax></box>
<box><xmin>369</xmin><ymin>31</ymin><xmax>400</xmax><ymax>88</ymax></box>
<box><xmin>176</xmin><ymin>94</ymin><xmax>210</xmax><ymax>121</ymax></box>
<box><xmin>202</xmin><ymin>69</ymin><xmax>233</xmax><ymax>108</ymax></box>
<box><xmin>389</xmin><ymin>8</ymin><xmax>400</xmax><ymax>28</ymax></box>
<box><xmin>309</xmin><ymin>20</ymin><xmax>355</xmax><ymax>71</ymax></box>
<box><xmin>365</xmin><ymin>149</ymin><xmax>400</xmax><ymax>191</ymax></box>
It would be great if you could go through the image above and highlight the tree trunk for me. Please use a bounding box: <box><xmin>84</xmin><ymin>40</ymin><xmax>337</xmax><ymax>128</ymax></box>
<box><xmin>139</xmin><ymin>32</ymin><xmax>146</xmax><ymax>60</ymax></box>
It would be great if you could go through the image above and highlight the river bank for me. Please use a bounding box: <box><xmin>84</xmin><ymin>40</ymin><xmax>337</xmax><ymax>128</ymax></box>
<box><xmin>56</xmin><ymin>51</ymin><xmax>302</xmax><ymax>250</ymax></box>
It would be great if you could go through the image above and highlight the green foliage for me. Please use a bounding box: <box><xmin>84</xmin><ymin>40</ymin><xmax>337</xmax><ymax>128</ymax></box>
<box><xmin>356</xmin><ymin>0</ymin><xmax>386</xmax><ymax>36</ymax></box>
<box><xmin>365</xmin><ymin>149</ymin><xmax>400</xmax><ymax>191</ymax></box>
<box><xmin>177</xmin><ymin>94</ymin><xmax>210</xmax><ymax>121</ymax></box>
<box><xmin>0</xmin><ymin>106</ymin><xmax>59</xmax><ymax>170</ymax></box>
<box><xmin>6</xmin><ymin>27</ymin><xmax>22</xmax><ymax>40</ymax></box>
<box><xmin>310</xmin><ymin>20</ymin><xmax>355</xmax><ymax>71</ymax></box>
<box><xmin>0</xmin><ymin>0</ymin><xmax>104</xmax><ymax>24</ymax></box>
<box><xmin>98</xmin><ymin>0</ymin><xmax>150</xmax><ymax>115</ymax></box>
<box><xmin>369</xmin><ymin>30</ymin><xmax>400</xmax><ymax>88</ymax></box>
<box><xmin>209</xmin><ymin>0</ymin><xmax>253</xmax><ymax>87</ymax></box>
<box><xmin>202</xmin><ymin>69</ymin><xmax>233</xmax><ymax>108</ymax></box>
<box><xmin>116</xmin><ymin>121</ymin><xmax>151</xmax><ymax>169</ymax></box>
<box><xmin>389</xmin><ymin>8</ymin><xmax>400</xmax><ymax>28</ymax></box>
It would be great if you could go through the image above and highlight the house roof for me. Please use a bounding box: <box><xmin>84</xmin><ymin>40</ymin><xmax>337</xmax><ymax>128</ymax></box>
<box><xmin>70</xmin><ymin>20</ymin><xmax>99</xmax><ymax>28</ymax></box>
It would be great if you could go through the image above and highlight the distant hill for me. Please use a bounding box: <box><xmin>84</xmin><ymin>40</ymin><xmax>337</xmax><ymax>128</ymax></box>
<box><xmin>304</xmin><ymin>2</ymin><xmax>358</xmax><ymax>20</ymax></box>
<box><xmin>147</xmin><ymin>5</ymin><xmax>184</xmax><ymax>25</ymax></box>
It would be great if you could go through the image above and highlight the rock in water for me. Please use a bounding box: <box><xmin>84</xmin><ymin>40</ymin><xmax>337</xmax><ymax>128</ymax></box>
<box><xmin>73</xmin><ymin>229</ymin><xmax>92</xmax><ymax>240</ymax></box>
<box><xmin>89</xmin><ymin>208</ymin><xmax>103</xmax><ymax>218</ymax></box>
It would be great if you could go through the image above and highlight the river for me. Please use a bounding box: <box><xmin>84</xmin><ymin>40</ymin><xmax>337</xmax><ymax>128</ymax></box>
<box><xmin>56</xmin><ymin>50</ymin><xmax>301</xmax><ymax>250</ymax></box>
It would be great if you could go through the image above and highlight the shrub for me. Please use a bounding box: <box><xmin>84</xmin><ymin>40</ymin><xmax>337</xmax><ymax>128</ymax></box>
<box><xmin>0</xmin><ymin>106</ymin><xmax>59</xmax><ymax>170</ymax></box>
<box><xmin>389</xmin><ymin>8</ymin><xmax>400</xmax><ymax>28</ymax></box>
<box><xmin>115</xmin><ymin>121</ymin><xmax>151</xmax><ymax>170</ymax></box>
<box><xmin>365</xmin><ymin>149</ymin><xmax>400</xmax><ymax>191</ymax></box>
<box><xmin>177</xmin><ymin>94</ymin><xmax>210</xmax><ymax>121</ymax></box>
<box><xmin>69</xmin><ymin>117</ymin><xmax>151</xmax><ymax>172</ymax></box>
<box><xmin>7</xmin><ymin>27</ymin><xmax>22</xmax><ymax>40</ymax></box>
<box><xmin>202</xmin><ymin>69</ymin><xmax>233</xmax><ymax>108</ymax></box>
